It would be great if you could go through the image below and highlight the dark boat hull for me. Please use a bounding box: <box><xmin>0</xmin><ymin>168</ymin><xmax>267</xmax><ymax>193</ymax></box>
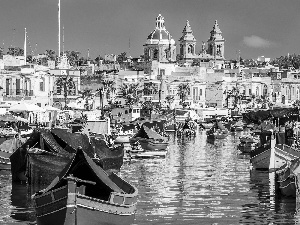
<box><xmin>276</xmin><ymin>167</ymin><xmax>297</xmax><ymax>197</ymax></box>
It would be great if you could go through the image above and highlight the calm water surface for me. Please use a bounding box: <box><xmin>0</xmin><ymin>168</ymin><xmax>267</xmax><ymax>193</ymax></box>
<box><xmin>0</xmin><ymin>129</ymin><xmax>299</xmax><ymax>224</ymax></box>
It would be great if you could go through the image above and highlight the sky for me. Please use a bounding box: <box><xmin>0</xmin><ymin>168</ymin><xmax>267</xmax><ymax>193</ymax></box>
<box><xmin>1</xmin><ymin>0</ymin><xmax>300</xmax><ymax>60</ymax></box>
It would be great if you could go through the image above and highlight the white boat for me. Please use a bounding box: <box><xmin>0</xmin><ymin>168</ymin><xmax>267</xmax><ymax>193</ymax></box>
<box><xmin>133</xmin><ymin>149</ymin><xmax>168</xmax><ymax>159</ymax></box>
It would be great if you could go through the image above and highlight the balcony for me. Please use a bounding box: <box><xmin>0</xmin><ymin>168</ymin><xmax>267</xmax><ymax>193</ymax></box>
<box><xmin>5</xmin><ymin>89</ymin><xmax>34</xmax><ymax>97</ymax></box>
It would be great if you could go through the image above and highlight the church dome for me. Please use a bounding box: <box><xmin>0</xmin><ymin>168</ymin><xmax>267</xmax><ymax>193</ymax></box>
<box><xmin>147</xmin><ymin>29</ymin><xmax>171</xmax><ymax>40</ymax></box>
<box><xmin>146</xmin><ymin>14</ymin><xmax>175</xmax><ymax>44</ymax></box>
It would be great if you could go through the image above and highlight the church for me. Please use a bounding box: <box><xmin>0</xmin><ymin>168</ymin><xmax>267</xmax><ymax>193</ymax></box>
<box><xmin>143</xmin><ymin>14</ymin><xmax>225</xmax><ymax>68</ymax></box>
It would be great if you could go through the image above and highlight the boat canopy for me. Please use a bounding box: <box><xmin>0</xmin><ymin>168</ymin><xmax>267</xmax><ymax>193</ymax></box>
<box><xmin>132</xmin><ymin>125</ymin><xmax>165</xmax><ymax>140</ymax></box>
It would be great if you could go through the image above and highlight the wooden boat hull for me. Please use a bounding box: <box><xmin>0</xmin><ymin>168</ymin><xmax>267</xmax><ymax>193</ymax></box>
<box><xmin>132</xmin><ymin>150</ymin><xmax>167</xmax><ymax>159</ymax></box>
<box><xmin>130</xmin><ymin>138</ymin><xmax>168</xmax><ymax>151</ymax></box>
<box><xmin>276</xmin><ymin>165</ymin><xmax>297</xmax><ymax>197</ymax></box>
<box><xmin>147</xmin><ymin>141</ymin><xmax>168</xmax><ymax>151</ymax></box>
<box><xmin>250</xmin><ymin>146</ymin><xmax>271</xmax><ymax>170</ymax></box>
<box><xmin>33</xmin><ymin>148</ymin><xmax>138</xmax><ymax>225</ymax></box>
<box><xmin>207</xmin><ymin>133</ymin><xmax>228</xmax><ymax>139</ymax></box>
<box><xmin>36</xmin><ymin>198</ymin><xmax>135</xmax><ymax>225</ymax></box>
<box><xmin>114</xmin><ymin>134</ymin><xmax>131</xmax><ymax>144</ymax></box>
<box><xmin>35</xmin><ymin>187</ymin><xmax>136</xmax><ymax>225</ymax></box>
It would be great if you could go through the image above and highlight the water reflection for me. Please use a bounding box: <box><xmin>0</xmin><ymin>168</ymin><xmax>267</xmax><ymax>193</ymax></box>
<box><xmin>10</xmin><ymin>183</ymin><xmax>36</xmax><ymax>223</ymax></box>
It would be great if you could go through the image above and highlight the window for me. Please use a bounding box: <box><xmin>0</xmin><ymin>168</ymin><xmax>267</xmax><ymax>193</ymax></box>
<box><xmin>200</xmin><ymin>89</ymin><xmax>202</xmax><ymax>96</ymax></box>
<box><xmin>40</xmin><ymin>80</ymin><xmax>45</xmax><ymax>92</ymax></box>
<box><xmin>16</xmin><ymin>79</ymin><xmax>20</xmax><ymax>95</ymax></box>
<box><xmin>249</xmin><ymin>89</ymin><xmax>251</xmax><ymax>95</ymax></box>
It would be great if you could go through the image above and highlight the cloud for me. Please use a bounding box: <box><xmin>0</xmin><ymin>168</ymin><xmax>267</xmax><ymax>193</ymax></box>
<box><xmin>242</xmin><ymin>35</ymin><xmax>275</xmax><ymax>48</ymax></box>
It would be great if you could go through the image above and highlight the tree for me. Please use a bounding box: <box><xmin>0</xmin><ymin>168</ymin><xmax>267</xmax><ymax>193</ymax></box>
<box><xmin>7</xmin><ymin>47</ymin><xmax>24</xmax><ymax>56</ymax></box>
<box><xmin>45</xmin><ymin>49</ymin><xmax>56</xmax><ymax>61</ymax></box>
<box><xmin>143</xmin><ymin>82</ymin><xmax>158</xmax><ymax>96</ymax></box>
<box><xmin>65</xmin><ymin>50</ymin><xmax>81</xmax><ymax>66</ymax></box>
<box><xmin>119</xmin><ymin>83</ymin><xmax>141</xmax><ymax>107</ymax></box>
<box><xmin>165</xmin><ymin>95</ymin><xmax>174</xmax><ymax>109</ymax></box>
<box><xmin>142</xmin><ymin>100</ymin><xmax>155</xmax><ymax>119</ymax></box>
<box><xmin>78</xmin><ymin>89</ymin><xmax>94</xmax><ymax>110</ymax></box>
<box><xmin>117</xmin><ymin>52</ymin><xmax>127</xmax><ymax>64</ymax></box>
<box><xmin>55</xmin><ymin>76</ymin><xmax>76</xmax><ymax>109</ymax></box>
<box><xmin>94</xmin><ymin>55</ymin><xmax>104</xmax><ymax>65</ymax></box>
<box><xmin>177</xmin><ymin>83</ymin><xmax>190</xmax><ymax>108</ymax></box>
<box><xmin>0</xmin><ymin>47</ymin><xmax>4</xmax><ymax>59</ymax></box>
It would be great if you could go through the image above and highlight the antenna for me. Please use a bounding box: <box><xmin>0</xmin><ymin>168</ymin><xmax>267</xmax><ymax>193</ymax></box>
<box><xmin>129</xmin><ymin>37</ymin><xmax>131</xmax><ymax>57</ymax></box>
<box><xmin>11</xmin><ymin>28</ymin><xmax>16</xmax><ymax>48</ymax></box>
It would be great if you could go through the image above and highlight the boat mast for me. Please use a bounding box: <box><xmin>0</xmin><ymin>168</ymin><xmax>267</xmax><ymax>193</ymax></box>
<box><xmin>58</xmin><ymin>0</ymin><xmax>61</xmax><ymax>60</ymax></box>
<box><xmin>24</xmin><ymin>28</ymin><xmax>27</xmax><ymax>65</ymax></box>
<box><xmin>62</xmin><ymin>25</ymin><xmax>64</xmax><ymax>54</ymax></box>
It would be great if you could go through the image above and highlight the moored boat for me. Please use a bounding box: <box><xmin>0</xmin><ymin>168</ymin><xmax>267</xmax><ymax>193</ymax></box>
<box><xmin>237</xmin><ymin>134</ymin><xmax>259</xmax><ymax>153</ymax></box>
<box><xmin>206</xmin><ymin>120</ymin><xmax>229</xmax><ymax>140</ymax></box>
<box><xmin>10</xmin><ymin>128</ymin><xmax>124</xmax><ymax>184</ymax></box>
<box><xmin>32</xmin><ymin>147</ymin><xmax>138</xmax><ymax>225</ymax></box>
<box><xmin>250</xmin><ymin>131</ymin><xmax>273</xmax><ymax>170</ymax></box>
<box><xmin>129</xmin><ymin>125</ymin><xmax>169</xmax><ymax>151</ymax></box>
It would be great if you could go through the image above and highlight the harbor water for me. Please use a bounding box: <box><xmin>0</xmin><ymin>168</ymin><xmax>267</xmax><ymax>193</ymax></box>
<box><xmin>0</xmin><ymin>129</ymin><xmax>299</xmax><ymax>224</ymax></box>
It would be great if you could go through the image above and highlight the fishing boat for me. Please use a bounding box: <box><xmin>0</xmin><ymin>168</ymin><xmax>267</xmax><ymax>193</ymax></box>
<box><xmin>133</xmin><ymin>150</ymin><xmax>168</xmax><ymax>159</ymax></box>
<box><xmin>129</xmin><ymin>125</ymin><xmax>169</xmax><ymax>151</ymax></box>
<box><xmin>177</xmin><ymin>119</ymin><xmax>197</xmax><ymax>137</ymax></box>
<box><xmin>10</xmin><ymin>128</ymin><xmax>124</xmax><ymax>184</ymax></box>
<box><xmin>32</xmin><ymin>147</ymin><xmax>138</xmax><ymax>225</ymax></box>
<box><xmin>250</xmin><ymin>131</ymin><xmax>273</xmax><ymax>170</ymax></box>
<box><xmin>206</xmin><ymin>121</ymin><xmax>229</xmax><ymax>140</ymax></box>
<box><xmin>114</xmin><ymin>131</ymin><xmax>133</xmax><ymax>144</ymax></box>
<box><xmin>230</xmin><ymin>120</ymin><xmax>244</xmax><ymax>132</ymax></box>
<box><xmin>237</xmin><ymin>134</ymin><xmax>259</xmax><ymax>153</ymax></box>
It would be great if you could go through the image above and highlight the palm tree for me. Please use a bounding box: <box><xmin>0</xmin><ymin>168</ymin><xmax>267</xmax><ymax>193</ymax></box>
<box><xmin>45</xmin><ymin>49</ymin><xmax>56</xmax><ymax>61</ymax></box>
<box><xmin>224</xmin><ymin>86</ymin><xmax>242</xmax><ymax>109</ymax></box>
<box><xmin>142</xmin><ymin>100</ymin><xmax>155</xmax><ymax>119</ymax></box>
<box><xmin>78</xmin><ymin>89</ymin><xmax>94</xmax><ymax>110</ymax></box>
<box><xmin>165</xmin><ymin>95</ymin><xmax>174</xmax><ymax>109</ymax></box>
<box><xmin>177</xmin><ymin>83</ymin><xmax>190</xmax><ymax>108</ymax></box>
<box><xmin>119</xmin><ymin>83</ymin><xmax>141</xmax><ymax>107</ymax></box>
<box><xmin>143</xmin><ymin>82</ymin><xmax>158</xmax><ymax>96</ymax></box>
<box><xmin>55</xmin><ymin>76</ymin><xmax>76</xmax><ymax>109</ymax></box>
